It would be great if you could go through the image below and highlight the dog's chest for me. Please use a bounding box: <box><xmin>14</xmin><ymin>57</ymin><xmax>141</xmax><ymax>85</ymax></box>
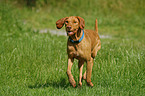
<box><xmin>67</xmin><ymin>43</ymin><xmax>90</xmax><ymax>60</ymax></box>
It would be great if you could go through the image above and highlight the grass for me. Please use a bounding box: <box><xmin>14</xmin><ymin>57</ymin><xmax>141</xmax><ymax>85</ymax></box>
<box><xmin>0</xmin><ymin>31</ymin><xmax>144</xmax><ymax>96</ymax></box>
<box><xmin>12</xmin><ymin>0</ymin><xmax>145</xmax><ymax>41</ymax></box>
<box><xmin>0</xmin><ymin>1</ymin><xmax>145</xmax><ymax>96</ymax></box>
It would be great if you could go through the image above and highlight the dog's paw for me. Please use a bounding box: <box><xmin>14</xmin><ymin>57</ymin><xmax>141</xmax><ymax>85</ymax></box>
<box><xmin>78</xmin><ymin>82</ymin><xmax>82</xmax><ymax>87</ymax></box>
<box><xmin>87</xmin><ymin>82</ymin><xmax>94</xmax><ymax>87</ymax></box>
<box><xmin>72</xmin><ymin>83</ymin><xmax>76</xmax><ymax>88</ymax></box>
<box><xmin>69</xmin><ymin>78</ymin><xmax>76</xmax><ymax>88</ymax></box>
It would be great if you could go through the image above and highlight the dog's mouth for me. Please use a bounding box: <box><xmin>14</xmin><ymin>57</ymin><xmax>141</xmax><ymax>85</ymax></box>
<box><xmin>67</xmin><ymin>31</ymin><xmax>74</xmax><ymax>36</ymax></box>
<box><xmin>67</xmin><ymin>29</ymin><xmax>78</xmax><ymax>36</ymax></box>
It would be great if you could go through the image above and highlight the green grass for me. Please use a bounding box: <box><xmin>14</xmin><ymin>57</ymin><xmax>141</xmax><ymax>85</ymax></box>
<box><xmin>12</xmin><ymin>0</ymin><xmax>144</xmax><ymax>41</ymax></box>
<box><xmin>0</xmin><ymin>1</ymin><xmax>145</xmax><ymax>96</ymax></box>
<box><xmin>0</xmin><ymin>30</ymin><xmax>144</xmax><ymax>96</ymax></box>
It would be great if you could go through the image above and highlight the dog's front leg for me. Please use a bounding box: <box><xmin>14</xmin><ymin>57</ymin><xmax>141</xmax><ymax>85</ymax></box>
<box><xmin>86</xmin><ymin>58</ymin><xmax>94</xmax><ymax>87</ymax></box>
<box><xmin>67</xmin><ymin>58</ymin><xmax>76</xmax><ymax>87</ymax></box>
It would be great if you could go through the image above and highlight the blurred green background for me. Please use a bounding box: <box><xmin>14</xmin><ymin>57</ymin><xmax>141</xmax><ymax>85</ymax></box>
<box><xmin>1</xmin><ymin>0</ymin><xmax>145</xmax><ymax>40</ymax></box>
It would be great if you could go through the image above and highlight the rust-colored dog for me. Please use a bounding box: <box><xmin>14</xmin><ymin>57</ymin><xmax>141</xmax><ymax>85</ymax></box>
<box><xmin>56</xmin><ymin>16</ymin><xmax>101</xmax><ymax>87</ymax></box>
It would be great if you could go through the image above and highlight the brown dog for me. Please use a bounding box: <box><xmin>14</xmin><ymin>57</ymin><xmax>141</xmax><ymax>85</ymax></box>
<box><xmin>56</xmin><ymin>16</ymin><xmax>101</xmax><ymax>87</ymax></box>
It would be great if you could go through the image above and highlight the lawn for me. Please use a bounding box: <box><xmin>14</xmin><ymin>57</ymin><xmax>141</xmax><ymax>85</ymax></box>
<box><xmin>0</xmin><ymin>0</ymin><xmax>145</xmax><ymax>96</ymax></box>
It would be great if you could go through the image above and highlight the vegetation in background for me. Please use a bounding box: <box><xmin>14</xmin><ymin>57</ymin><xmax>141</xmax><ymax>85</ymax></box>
<box><xmin>0</xmin><ymin>0</ymin><xmax>144</xmax><ymax>96</ymax></box>
<box><xmin>6</xmin><ymin>0</ymin><xmax>145</xmax><ymax>41</ymax></box>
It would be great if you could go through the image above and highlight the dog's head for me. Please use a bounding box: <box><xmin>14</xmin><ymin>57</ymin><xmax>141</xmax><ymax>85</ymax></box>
<box><xmin>56</xmin><ymin>16</ymin><xmax>85</xmax><ymax>36</ymax></box>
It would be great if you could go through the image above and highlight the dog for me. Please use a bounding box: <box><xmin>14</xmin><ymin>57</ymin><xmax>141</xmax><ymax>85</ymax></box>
<box><xmin>56</xmin><ymin>16</ymin><xmax>101</xmax><ymax>87</ymax></box>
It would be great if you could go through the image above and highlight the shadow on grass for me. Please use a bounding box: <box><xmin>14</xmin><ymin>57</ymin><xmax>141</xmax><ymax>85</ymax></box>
<box><xmin>28</xmin><ymin>78</ymin><xmax>69</xmax><ymax>89</ymax></box>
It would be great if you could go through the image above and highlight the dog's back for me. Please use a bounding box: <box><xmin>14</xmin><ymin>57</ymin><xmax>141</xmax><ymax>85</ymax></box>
<box><xmin>84</xmin><ymin>19</ymin><xmax>101</xmax><ymax>53</ymax></box>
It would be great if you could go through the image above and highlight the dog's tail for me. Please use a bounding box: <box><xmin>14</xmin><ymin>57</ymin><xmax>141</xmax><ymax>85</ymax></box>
<box><xmin>95</xmin><ymin>19</ymin><xmax>98</xmax><ymax>34</ymax></box>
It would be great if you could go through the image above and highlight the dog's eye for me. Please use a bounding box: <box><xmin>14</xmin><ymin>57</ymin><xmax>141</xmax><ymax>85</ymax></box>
<box><xmin>74</xmin><ymin>21</ymin><xmax>77</xmax><ymax>23</ymax></box>
<box><xmin>65</xmin><ymin>21</ymin><xmax>68</xmax><ymax>24</ymax></box>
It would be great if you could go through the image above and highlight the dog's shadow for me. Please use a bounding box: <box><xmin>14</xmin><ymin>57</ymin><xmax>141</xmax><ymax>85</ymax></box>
<box><xmin>28</xmin><ymin>78</ymin><xmax>69</xmax><ymax>89</ymax></box>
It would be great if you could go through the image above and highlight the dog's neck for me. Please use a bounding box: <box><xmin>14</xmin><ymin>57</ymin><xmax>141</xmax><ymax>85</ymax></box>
<box><xmin>69</xmin><ymin>28</ymin><xmax>83</xmax><ymax>41</ymax></box>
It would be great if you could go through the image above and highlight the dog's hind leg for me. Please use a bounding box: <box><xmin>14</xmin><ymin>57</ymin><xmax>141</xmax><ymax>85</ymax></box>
<box><xmin>86</xmin><ymin>57</ymin><xmax>94</xmax><ymax>87</ymax></box>
<box><xmin>78</xmin><ymin>60</ymin><xmax>85</xmax><ymax>87</ymax></box>
<box><xmin>83</xmin><ymin>71</ymin><xmax>86</xmax><ymax>80</ymax></box>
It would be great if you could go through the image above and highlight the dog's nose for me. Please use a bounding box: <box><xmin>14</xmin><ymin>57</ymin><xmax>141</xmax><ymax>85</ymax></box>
<box><xmin>66</xmin><ymin>26</ymin><xmax>71</xmax><ymax>30</ymax></box>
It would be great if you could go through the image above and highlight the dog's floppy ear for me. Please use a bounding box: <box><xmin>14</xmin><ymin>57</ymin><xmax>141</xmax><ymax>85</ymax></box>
<box><xmin>56</xmin><ymin>17</ymin><xmax>68</xmax><ymax>29</ymax></box>
<box><xmin>77</xmin><ymin>16</ymin><xmax>85</xmax><ymax>29</ymax></box>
